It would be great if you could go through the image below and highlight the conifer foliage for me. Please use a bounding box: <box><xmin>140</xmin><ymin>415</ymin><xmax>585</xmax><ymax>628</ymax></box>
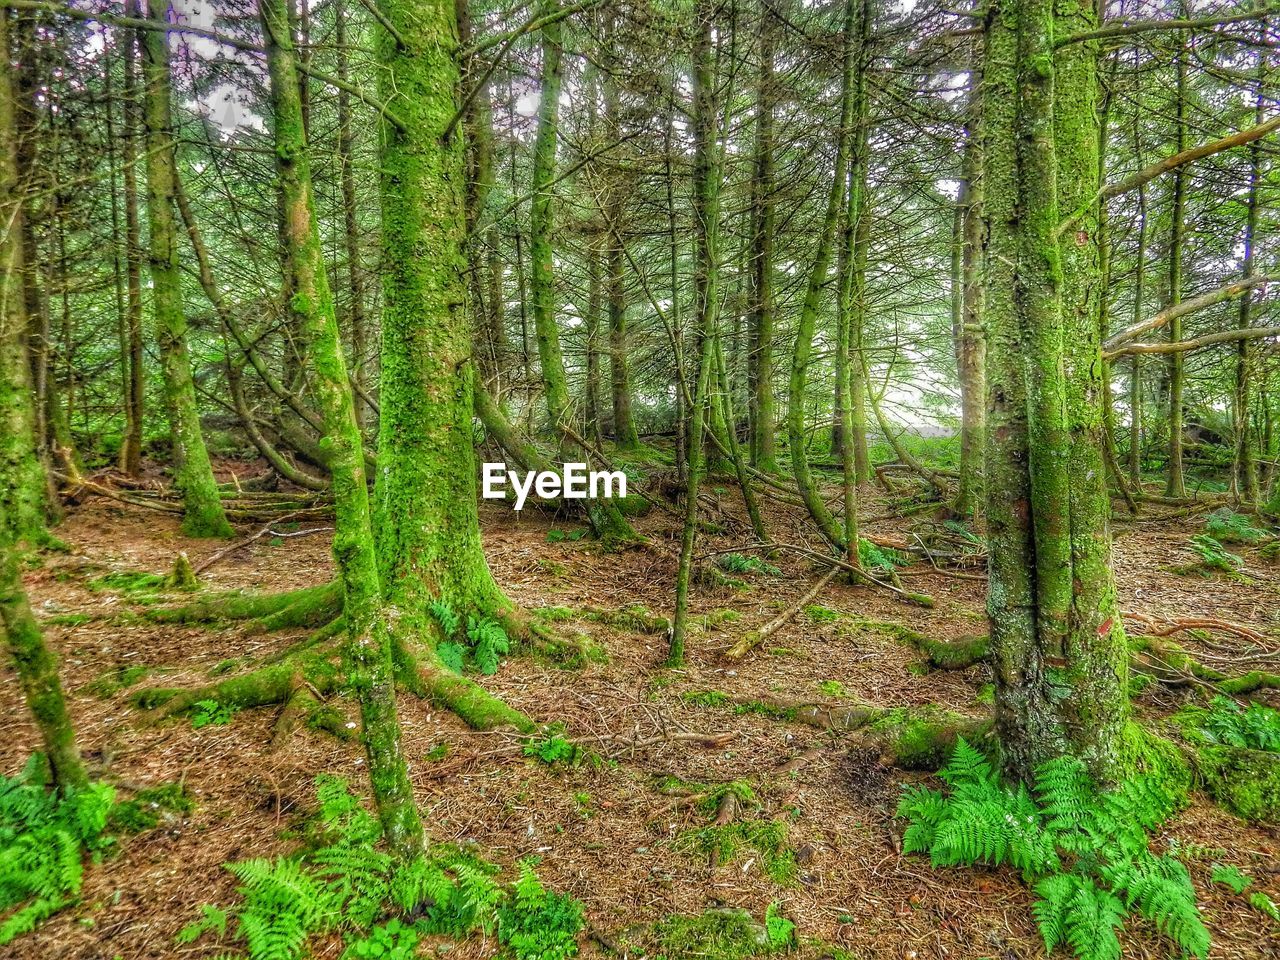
<box><xmin>898</xmin><ymin>740</ymin><xmax>1209</xmax><ymax>960</ymax></box>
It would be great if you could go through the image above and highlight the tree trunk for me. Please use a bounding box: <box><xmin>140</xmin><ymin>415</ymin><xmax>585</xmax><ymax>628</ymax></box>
<box><xmin>747</xmin><ymin>0</ymin><xmax>777</xmax><ymax>473</ymax></box>
<box><xmin>981</xmin><ymin>0</ymin><xmax>1130</xmax><ymax>783</ymax></box>
<box><xmin>1164</xmin><ymin>41</ymin><xmax>1188</xmax><ymax>498</ymax></box>
<box><xmin>953</xmin><ymin>47</ymin><xmax>985</xmax><ymax>517</ymax></box>
<box><xmin>260</xmin><ymin>0</ymin><xmax>422</xmax><ymax>860</ymax></box>
<box><xmin>138</xmin><ymin>5</ymin><xmax>233</xmax><ymax>539</ymax></box>
<box><xmin>527</xmin><ymin>0</ymin><xmax>638</xmax><ymax>544</ymax></box>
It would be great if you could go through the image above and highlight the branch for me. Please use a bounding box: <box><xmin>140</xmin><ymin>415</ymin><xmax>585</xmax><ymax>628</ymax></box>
<box><xmin>4</xmin><ymin>0</ymin><xmax>263</xmax><ymax>52</ymax></box>
<box><xmin>1059</xmin><ymin>116</ymin><xmax>1280</xmax><ymax>237</ymax></box>
<box><xmin>1057</xmin><ymin>8</ymin><xmax>1280</xmax><ymax>47</ymax></box>
<box><xmin>1106</xmin><ymin>326</ymin><xmax>1280</xmax><ymax>359</ymax></box>
<box><xmin>1102</xmin><ymin>274</ymin><xmax>1276</xmax><ymax>350</ymax></box>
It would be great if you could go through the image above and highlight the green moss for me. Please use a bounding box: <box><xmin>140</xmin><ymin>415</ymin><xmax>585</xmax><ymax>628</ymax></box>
<box><xmin>734</xmin><ymin>700</ymin><xmax>796</xmax><ymax>721</ymax></box>
<box><xmin>90</xmin><ymin>571</ymin><xmax>167</xmax><ymax>596</ymax></box>
<box><xmin>44</xmin><ymin>613</ymin><xmax>93</xmax><ymax>627</ymax></box>
<box><xmin>1197</xmin><ymin>744</ymin><xmax>1280</xmax><ymax>823</ymax></box>
<box><xmin>803</xmin><ymin>605</ymin><xmax>840</xmax><ymax>623</ymax></box>
<box><xmin>683</xmin><ymin>689</ymin><xmax>731</xmax><ymax>708</ymax></box>
<box><xmin>633</xmin><ymin>907</ymin><xmax>794</xmax><ymax>960</ymax></box>
<box><xmin>109</xmin><ymin>782</ymin><xmax>194</xmax><ymax>832</ymax></box>
<box><xmin>83</xmin><ymin>664</ymin><xmax>152</xmax><ymax>699</ymax></box>
<box><xmin>676</xmin><ymin>819</ymin><xmax>797</xmax><ymax>885</ymax></box>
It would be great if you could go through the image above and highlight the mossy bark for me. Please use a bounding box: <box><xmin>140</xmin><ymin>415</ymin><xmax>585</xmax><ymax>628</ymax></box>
<box><xmin>785</xmin><ymin>0</ymin><xmax>859</xmax><ymax>553</ymax></box>
<box><xmin>138</xmin><ymin>13</ymin><xmax>232</xmax><ymax>540</ymax></box>
<box><xmin>0</xmin><ymin>19</ymin><xmax>86</xmax><ymax>783</ymax></box>
<box><xmin>980</xmin><ymin>0</ymin><xmax>1130</xmax><ymax>784</ymax></box>
<box><xmin>1164</xmin><ymin>44</ymin><xmax>1188</xmax><ymax>499</ymax></box>
<box><xmin>370</xmin><ymin>0</ymin><xmax>534</xmax><ymax>737</ymax></box>
<box><xmin>747</xmin><ymin>1</ymin><xmax>777</xmax><ymax>473</ymax></box>
<box><xmin>669</xmin><ymin>0</ymin><xmax>721</xmax><ymax>667</ymax></box>
<box><xmin>0</xmin><ymin>8</ymin><xmax>49</xmax><ymax>550</ymax></box>
<box><xmin>261</xmin><ymin>0</ymin><xmax>423</xmax><ymax>861</ymax></box>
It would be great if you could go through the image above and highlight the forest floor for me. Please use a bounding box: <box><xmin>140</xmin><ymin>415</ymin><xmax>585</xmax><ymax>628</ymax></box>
<box><xmin>3</xmin><ymin>459</ymin><xmax>1279</xmax><ymax>960</ymax></box>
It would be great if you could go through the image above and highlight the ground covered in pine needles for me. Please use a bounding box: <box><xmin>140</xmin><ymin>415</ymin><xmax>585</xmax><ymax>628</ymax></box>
<box><xmin>3</xmin><ymin>462</ymin><xmax>1279</xmax><ymax>960</ymax></box>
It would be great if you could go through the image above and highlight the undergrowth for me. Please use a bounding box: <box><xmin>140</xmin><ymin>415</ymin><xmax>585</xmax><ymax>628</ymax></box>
<box><xmin>429</xmin><ymin>600</ymin><xmax>511</xmax><ymax>675</ymax></box>
<box><xmin>1176</xmin><ymin>695</ymin><xmax>1280</xmax><ymax>753</ymax></box>
<box><xmin>897</xmin><ymin>739</ymin><xmax>1208</xmax><ymax>960</ymax></box>
<box><xmin>0</xmin><ymin>757</ymin><xmax>114</xmax><ymax>944</ymax></box>
<box><xmin>1204</xmin><ymin>509</ymin><xmax>1269</xmax><ymax>545</ymax></box>
<box><xmin>177</xmin><ymin>775</ymin><xmax>584</xmax><ymax>960</ymax></box>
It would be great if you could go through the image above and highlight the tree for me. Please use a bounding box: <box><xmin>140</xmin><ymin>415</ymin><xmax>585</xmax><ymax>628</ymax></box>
<box><xmin>138</xmin><ymin>2</ymin><xmax>233</xmax><ymax>539</ymax></box>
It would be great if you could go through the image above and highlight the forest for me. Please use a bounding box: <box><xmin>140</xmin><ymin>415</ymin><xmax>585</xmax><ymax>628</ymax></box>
<box><xmin>3</xmin><ymin>0</ymin><xmax>1280</xmax><ymax>957</ymax></box>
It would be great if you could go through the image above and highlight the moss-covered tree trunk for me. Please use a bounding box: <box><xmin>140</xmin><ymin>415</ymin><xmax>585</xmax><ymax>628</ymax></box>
<box><xmin>260</xmin><ymin>0</ymin><xmax>423</xmax><ymax>861</ymax></box>
<box><xmin>0</xmin><ymin>9</ymin><xmax>85</xmax><ymax>789</ymax></box>
<box><xmin>117</xmin><ymin>4</ymin><xmax>145</xmax><ymax>477</ymax></box>
<box><xmin>953</xmin><ymin>40</ymin><xmax>985</xmax><ymax>518</ymax></box>
<box><xmin>981</xmin><ymin>0</ymin><xmax>1131</xmax><ymax>784</ymax></box>
<box><xmin>786</xmin><ymin>0</ymin><xmax>859</xmax><ymax>553</ymax></box>
<box><xmin>1232</xmin><ymin>44</ymin><xmax>1266</xmax><ymax>505</ymax></box>
<box><xmin>747</xmin><ymin>0</ymin><xmax>777</xmax><ymax>473</ymax></box>
<box><xmin>1164</xmin><ymin>42</ymin><xmax>1188</xmax><ymax>499</ymax></box>
<box><xmin>669</xmin><ymin>0</ymin><xmax>721</xmax><ymax>667</ymax></box>
<box><xmin>0</xmin><ymin>9</ymin><xmax>53</xmax><ymax>549</ymax></box>
<box><xmin>138</xmin><ymin>6</ymin><xmax>232</xmax><ymax>539</ymax></box>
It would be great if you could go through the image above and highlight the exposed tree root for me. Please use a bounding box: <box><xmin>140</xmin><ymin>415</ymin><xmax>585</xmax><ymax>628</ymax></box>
<box><xmin>1194</xmin><ymin>744</ymin><xmax>1280</xmax><ymax>823</ymax></box>
<box><xmin>144</xmin><ymin>581</ymin><xmax>342</xmax><ymax>632</ymax></box>
<box><xmin>133</xmin><ymin>654</ymin><xmax>340</xmax><ymax>721</ymax></box>
<box><xmin>739</xmin><ymin>695</ymin><xmax>991</xmax><ymax>770</ymax></box>
<box><xmin>842</xmin><ymin>616</ymin><xmax>990</xmax><ymax>671</ymax></box>
<box><xmin>1129</xmin><ymin>634</ymin><xmax>1280</xmax><ymax>695</ymax></box>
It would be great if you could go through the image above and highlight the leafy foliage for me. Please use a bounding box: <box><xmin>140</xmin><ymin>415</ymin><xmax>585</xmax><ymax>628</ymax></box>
<box><xmin>717</xmin><ymin>553</ymin><xmax>781</xmax><ymax>576</ymax></box>
<box><xmin>763</xmin><ymin>902</ymin><xmax>795</xmax><ymax>949</ymax></box>
<box><xmin>179</xmin><ymin>776</ymin><xmax>582</xmax><ymax>960</ymax></box>
<box><xmin>427</xmin><ymin>600</ymin><xmax>511</xmax><ymax>675</ymax></box>
<box><xmin>191</xmin><ymin>698</ymin><xmax>237</xmax><ymax>728</ymax></box>
<box><xmin>1181</xmin><ymin>696</ymin><xmax>1280</xmax><ymax>752</ymax></box>
<box><xmin>0</xmin><ymin>758</ymin><xmax>115</xmax><ymax>945</ymax></box>
<box><xmin>1209</xmin><ymin>864</ymin><xmax>1252</xmax><ymax>894</ymax></box>
<box><xmin>898</xmin><ymin>739</ymin><xmax>1208</xmax><ymax>960</ymax></box>
<box><xmin>857</xmin><ymin>538</ymin><xmax>907</xmax><ymax>573</ymax></box>
<box><xmin>1186</xmin><ymin>534</ymin><xmax>1243</xmax><ymax>573</ymax></box>
<box><xmin>523</xmin><ymin>725</ymin><xmax>582</xmax><ymax>766</ymax></box>
<box><xmin>1204</xmin><ymin>509</ymin><xmax>1269</xmax><ymax>545</ymax></box>
<box><xmin>497</xmin><ymin>858</ymin><xmax>584</xmax><ymax>960</ymax></box>
<box><xmin>546</xmin><ymin>528</ymin><xmax>589</xmax><ymax>543</ymax></box>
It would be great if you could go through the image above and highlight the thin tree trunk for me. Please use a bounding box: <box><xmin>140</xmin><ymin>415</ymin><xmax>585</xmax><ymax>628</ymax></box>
<box><xmin>1165</xmin><ymin>38</ymin><xmax>1188</xmax><ymax>498</ymax></box>
<box><xmin>670</xmin><ymin>0</ymin><xmax>721</xmax><ymax>667</ymax></box>
<box><xmin>138</xmin><ymin>6</ymin><xmax>233</xmax><ymax>538</ymax></box>
<box><xmin>0</xmin><ymin>8</ymin><xmax>86</xmax><ymax>790</ymax></box>
<box><xmin>260</xmin><ymin>0</ymin><xmax>422</xmax><ymax>859</ymax></box>
<box><xmin>747</xmin><ymin>0</ymin><xmax>777</xmax><ymax>472</ymax></box>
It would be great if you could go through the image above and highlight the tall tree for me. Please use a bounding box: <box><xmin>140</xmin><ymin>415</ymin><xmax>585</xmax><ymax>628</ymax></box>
<box><xmin>138</xmin><ymin>2</ymin><xmax>233</xmax><ymax>538</ymax></box>
<box><xmin>259</xmin><ymin>0</ymin><xmax>423</xmax><ymax>860</ymax></box>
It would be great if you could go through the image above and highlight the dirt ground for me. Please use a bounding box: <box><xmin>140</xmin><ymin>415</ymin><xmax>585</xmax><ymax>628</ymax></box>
<box><xmin>3</xmin><ymin>469</ymin><xmax>1279</xmax><ymax>960</ymax></box>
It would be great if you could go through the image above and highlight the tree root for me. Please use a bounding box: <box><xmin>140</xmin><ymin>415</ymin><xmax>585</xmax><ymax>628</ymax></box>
<box><xmin>144</xmin><ymin>581</ymin><xmax>342</xmax><ymax>632</ymax></box>
<box><xmin>1129</xmin><ymin>634</ymin><xmax>1280</xmax><ymax>695</ymax></box>
<box><xmin>133</xmin><ymin>653</ymin><xmax>341</xmax><ymax>721</ymax></box>
<box><xmin>723</xmin><ymin>567</ymin><xmax>841</xmax><ymax>660</ymax></box>
<box><xmin>734</xmin><ymin>695</ymin><xmax>990</xmax><ymax>770</ymax></box>
<box><xmin>841</xmin><ymin>616</ymin><xmax>990</xmax><ymax>671</ymax></box>
<box><xmin>1195</xmin><ymin>744</ymin><xmax>1280</xmax><ymax>823</ymax></box>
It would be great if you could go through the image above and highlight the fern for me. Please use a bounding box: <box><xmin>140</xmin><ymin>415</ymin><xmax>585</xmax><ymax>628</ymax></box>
<box><xmin>496</xmin><ymin>858</ymin><xmax>584</xmax><ymax>960</ymax></box>
<box><xmin>1209</xmin><ymin>864</ymin><xmax>1252</xmax><ymax>894</ymax></box>
<box><xmin>0</xmin><ymin>762</ymin><xmax>115</xmax><ymax>945</ymax></box>
<box><xmin>466</xmin><ymin>615</ymin><xmax>510</xmax><ymax>675</ymax></box>
<box><xmin>899</xmin><ymin>739</ymin><xmax>1209</xmax><ymax>960</ymax></box>
<box><xmin>428</xmin><ymin>599</ymin><xmax>461</xmax><ymax>637</ymax></box>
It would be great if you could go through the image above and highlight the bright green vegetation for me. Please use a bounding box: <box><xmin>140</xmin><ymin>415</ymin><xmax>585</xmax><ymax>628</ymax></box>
<box><xmin>898</xmin><ymin>739</ymin><xmax>1206</xmax><ymax>960</ymax></box>
<box><xmin>626</xmin><ymin>904</ymin><xmax>796</xmax><ymax>959</ymax></box>
<box><xmin>677</xmin><ymin>819</ymin><xmax>798</xmax><ymax>885</ymax></box>
<box><xmin>177</xmin><ymin>775</ymin><xmax>583</xmax><ymax>960</ymax></box>
<box><xmin>1183</xmin><ymin>534</ymin><xmax>1245</xmax><ymax>574</ymax></box>
<box><xmin>190</xmin><ymin>698</ymin><xmax>237</xmax><ymax>729</ymax></box>
<box><xmin>522</xmin><ymin>725</ymin><xmax>581</xmax><ymax>766</ymax></box>
<box><xmin>1204</xmin><ymin>510</ymin><xmax>1270</xmax><ymax>544</ymax></box>
<box><xmin>0</xmin><ymin>758</ymin><xmax>114</xmax><ymax>944</ymax></box>
<box><xmin>717</xmin><ymin>553</ymin><xmax>781</xmax><ymax>576</ymax></box>
<box><xmin>1177</xmin><ymin>696</ymin><xmax>1280</xmax><ymax>753</ymax></box>
<box><xmin>430</xmin><ymin>600</ymin><xmax>511</xmax><ymax>676</ymax></box>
